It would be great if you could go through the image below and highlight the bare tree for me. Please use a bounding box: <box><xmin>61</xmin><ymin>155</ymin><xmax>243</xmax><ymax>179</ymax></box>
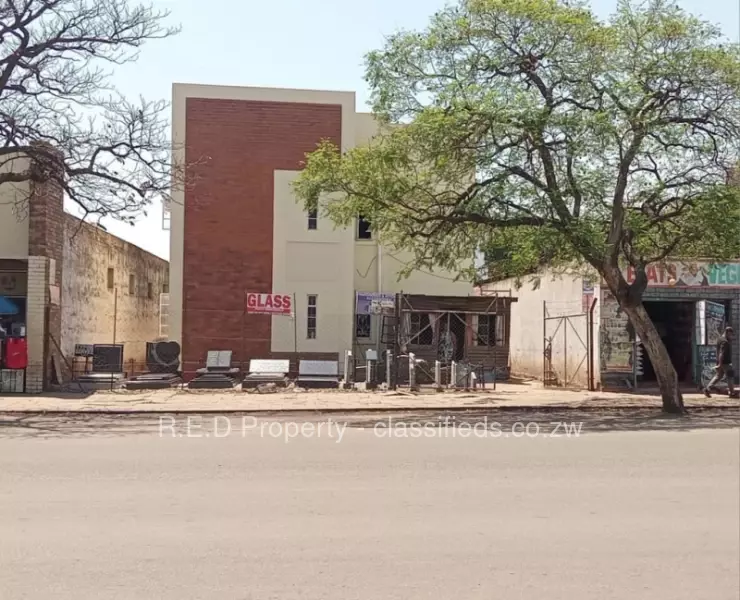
<box><xmin>0</xmin><ymin>0</ymin><xmax>186</xmax><ymax>223</ymax></box>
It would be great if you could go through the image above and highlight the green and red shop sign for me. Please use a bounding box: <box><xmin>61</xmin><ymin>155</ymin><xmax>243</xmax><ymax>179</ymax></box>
<box><xmin>624</xmin><ymin>261</ymin><xmax>740</xmax><ymax>288</ymax></box>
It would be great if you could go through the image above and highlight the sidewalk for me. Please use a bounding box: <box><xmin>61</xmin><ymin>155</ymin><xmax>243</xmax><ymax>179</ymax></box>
<box><xmin>1</xmin><ymin>382</ymin><xmax>737</xmax><ymax>413</ymax></box>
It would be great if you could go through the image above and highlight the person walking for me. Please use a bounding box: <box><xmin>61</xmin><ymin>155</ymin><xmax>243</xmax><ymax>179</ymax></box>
<box><xmin>704</xmin><ymin>327</ymin><xmax>736</xmax><ymax>398</ymax></box>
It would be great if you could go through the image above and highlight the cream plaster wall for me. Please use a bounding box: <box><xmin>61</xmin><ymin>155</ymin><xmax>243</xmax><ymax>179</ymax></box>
<box><xmin>0</xmin><ymin>155</ymin><xmax>30</xmax><ymax>259</ymax></box>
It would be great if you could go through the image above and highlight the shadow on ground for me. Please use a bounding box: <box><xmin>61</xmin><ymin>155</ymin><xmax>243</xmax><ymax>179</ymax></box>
<box><xmin>342</xmin><ymin>408</ymin><xmax>740</xmax><ymax>435</ymax></box>
<box><xmin>0</xmin><ymin>407</ymin><xmax>738</xmax><ymax>439</ymax></box>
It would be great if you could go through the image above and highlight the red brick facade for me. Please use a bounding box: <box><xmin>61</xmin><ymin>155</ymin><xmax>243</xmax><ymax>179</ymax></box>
<box><xmin>182</xmin><ymin>98</ymin><xmax>342</xmax><ymax>376</ymax></box>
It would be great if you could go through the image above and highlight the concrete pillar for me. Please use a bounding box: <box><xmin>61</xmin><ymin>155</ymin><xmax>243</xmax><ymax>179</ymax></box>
<box><xmin>342</xmin><ymin>350</ymin><xmax>352</xmax><ymax>388</ymax></box>
<box><xmin>27</xmin><ymin>146</ymin><xmax>65</xmax><ymax>388</ymax></box>
<box><xmin>408</xmin><ymin>352</ymin><xmax>416</xmax><ymax>390</ymax></box>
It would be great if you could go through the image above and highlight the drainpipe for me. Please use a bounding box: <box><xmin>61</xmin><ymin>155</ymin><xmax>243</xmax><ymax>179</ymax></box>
<box><xmin>377</xmin><ymin>241</ymin><xmax>382</xmax><ymax>295</ymax></box>
<box><xmin>376</xmin><ymin>241</ymin><xmax>382</xmax><ymax>357</ymax></box>
<box><xmin>375</xmin><ymin>240</ymin><xmax>383</xmax><ymax>358</ymax></box>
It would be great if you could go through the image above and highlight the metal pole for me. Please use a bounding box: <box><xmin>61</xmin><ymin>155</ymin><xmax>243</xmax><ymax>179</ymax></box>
<box><xmin>588</xmin><ymin>298</ymin><xmax>598</xmax><ymax>391</ymax></box>
<box><xmin>241</xmin><ymin>291</ymin><xmax>246</xmax><ymax>375</ymax></box>
<box><xmin>111</xmin><ymin>287</ymin><xmax>118</xmax><ymax>390</ymax></box>
<box><xmin>542</xmin><ymin>300</ymin><xmax>546</xmax><ymax>383</ymax></box>
<box><xmin>292</xmin><ymin>293</ymin><xmax>298</xmax><ymax>368</ymax></box>
<box><xmin>392</xmin><ymin>292</ymin><xmax>402</xmax><ymax>389</ymax></box>
<box><xmin>408</xmin><ymin>351</ymin><xmax>416</xmax><ymax>390</ymax></box>
<box><xmin>112</xmin><ymin>286</ymin><xmax>118</xmax><ymax>346</ymax></box>
<box><xmin>385</xmin><ymin>349</ymin><xmax>392</xmax><ymax>387</ymax></box>
<box><xmin>564</xmin><ymin>316</ymin><xmax>568</xmax><ymax>387</ymax></box>
<box><xmin>344</xmin><ymin>350</ymin><xmax>352</xmax><ymax>386</ymax></box>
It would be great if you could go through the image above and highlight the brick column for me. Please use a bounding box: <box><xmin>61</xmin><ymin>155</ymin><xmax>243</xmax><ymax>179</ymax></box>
<box><xmin>26</xmin><ymin>144</ymin><xmax>65</xmax><ymax>389</ymax></box>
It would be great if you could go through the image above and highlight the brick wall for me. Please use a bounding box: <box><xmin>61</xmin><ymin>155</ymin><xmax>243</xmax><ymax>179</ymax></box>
<box><xmin>182</xmin><ymin>98</ymin><xmax>342</xmax><ymax>377</ymax></box>
<box><xmin>61</xmin><ymin>215</ymin><xmax>169</xmax><ymax>366</ymax></box>
<box><xmin>26</xmin><ymin>145</ymin><xmax>65</xmax><ymax>387</ymax></box>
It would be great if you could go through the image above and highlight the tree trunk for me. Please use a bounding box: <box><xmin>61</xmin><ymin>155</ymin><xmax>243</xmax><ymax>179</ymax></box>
<box><xmin>621</xmin><ymin>303</ymin><xmax>686</xmax><ymax>414</ymax></box>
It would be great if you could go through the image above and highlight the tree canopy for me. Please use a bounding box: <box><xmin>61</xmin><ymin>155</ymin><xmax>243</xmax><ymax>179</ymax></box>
<box><xmin>294</xmin><ymin>0</ymin><xmax>740</xmax><ymax>285</ymax></box>
<box><xmin>293</xmin><ymin>0</ymin><xmax>740</xmax><ymax>412</ymax></box>
<box><xmin>0</xmin><ymin>0</ymin><xmax>184</xmax><ymax>223</ymax></box>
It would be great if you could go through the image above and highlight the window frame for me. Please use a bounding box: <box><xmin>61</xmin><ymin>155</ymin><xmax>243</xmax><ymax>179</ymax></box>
<box><xmin>307</xmin><ymin>294</ymin><xmax>318</xmax><ymax>339</ymax></box>
<box><xmin>473</xmin><ymin>314</ymin><xmax>497</xmax><ymax>347</ymax></box>
<box><xmin>307</xmin><ymin>207</ymin><xmax>318</xmax><ymax>231</ymax></box>
<box><xmin>409</xmin><ymin>313</ymin><xmax>434</xmax><ymax>346</ymax></box>
<box><xmin>357</xmin><ymin>215</ymin><xmax>372</xmax><ymax>240</ymax></box>
<box><xmin>355</xmin><ymin>314</ymin><xmax>372</xmax><ymax>339</ymax></box>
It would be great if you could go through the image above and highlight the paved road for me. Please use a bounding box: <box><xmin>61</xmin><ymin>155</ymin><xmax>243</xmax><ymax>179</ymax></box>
<box><xmin>1</xmin><ymin>415</ymin><xmax>738</xmax><ymax>599</ymax></box>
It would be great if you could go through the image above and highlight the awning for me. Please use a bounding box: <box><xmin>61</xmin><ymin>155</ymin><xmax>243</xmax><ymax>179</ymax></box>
<box><xmin>0</xmin><ymin>296</ymin><xmax>20</xmax><ymax>315</ymax></box>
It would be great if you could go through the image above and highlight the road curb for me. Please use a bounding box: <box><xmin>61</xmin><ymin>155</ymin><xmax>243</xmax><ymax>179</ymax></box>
<box><xmin>1</xmin><ymin>404</ymin><xmax>738</xmax><ymax>417</ymax></box>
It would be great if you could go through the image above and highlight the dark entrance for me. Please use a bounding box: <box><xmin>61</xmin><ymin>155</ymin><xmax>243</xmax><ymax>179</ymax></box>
<box><xmin>641</xmin><ymin>301</ymin><xmax>694</xmax><ymax>383</ymax></box>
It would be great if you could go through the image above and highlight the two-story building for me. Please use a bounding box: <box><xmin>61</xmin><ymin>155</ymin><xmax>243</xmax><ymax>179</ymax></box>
<box><xmin>168</xmin><ymin>84</ymin><xmax>476</xmax><ymax>378</ymax></box>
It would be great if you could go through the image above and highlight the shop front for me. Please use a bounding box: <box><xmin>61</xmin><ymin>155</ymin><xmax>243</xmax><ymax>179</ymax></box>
<box><xmin>600</xmin><ymin>260</ymin><xmax>740</xmax><ymax>391</ymax></box>
<box><xmin>0</xmin><ymin>262</ymin><xmax>29</xmax><ymax>392</ymax></box>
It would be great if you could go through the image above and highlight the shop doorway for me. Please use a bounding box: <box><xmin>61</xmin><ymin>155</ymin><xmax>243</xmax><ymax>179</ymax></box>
<box><xmin>641</xmin><ymin>301</ymin><xmax>694</xmax><ymax>383</ymax></box>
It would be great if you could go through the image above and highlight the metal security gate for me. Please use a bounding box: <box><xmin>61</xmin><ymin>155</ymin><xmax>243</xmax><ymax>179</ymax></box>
<box><xmin>395</xmin><ymin>293</ymin><xmax>504</xmax><ymax>387</ymax></box>
<box><xmin>543</xmin><ymin>300</ymin><xmax>595</xmax><ymax>389</ymax></box>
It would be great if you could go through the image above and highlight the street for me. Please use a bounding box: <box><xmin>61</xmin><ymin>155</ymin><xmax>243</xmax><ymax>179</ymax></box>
<box><xmin>1</xmin><ymin>413</ymin><xmax>738</xmax><ymax>599</ymax></box>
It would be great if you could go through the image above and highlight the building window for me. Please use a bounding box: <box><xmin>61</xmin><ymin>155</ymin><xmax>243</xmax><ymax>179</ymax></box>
<box><xmin>357</xmin><ymin>215</ymin><xmax>372</xmax><ymax>239</ymax></box>
<box><xmin>128</xmin><ymin>274</ymin><xmax>135</xmax><ymax>295</ymax></box>
<box><xmin>106</xmin><ymin>268</ymin><xmax>114</xmax><ymax>290</ymax></box>
<box><xmin>147</xmin><ymin>282</ymin><xmax>153</xmax><ymax>300</ymax></box>
<box><xmin>162</xmin><ymin>283</ymin><xmax>169</xmax><ymax>294</ymax></box>
<box><xmin>410</xmin><ymin>313</ymin><xmax>433</xmax><ymax>345</ymax></box>
<box><xmin>307</xmin><ymin>294</ymin><xmax>317</xmax><ymax>339</ymax></box>
<box><xmin>355</xmin><ymin>314</ymin><xmax>372</xmax><ymax>338</ymax></box>
<box><xmin>474</xmin><ymin>314</ymin><xmax>497</xmax><ymax>346</ymax></box>
<box><xmin>307</xmin><ymin>208</ymin><xmax>318</xmax><ymax>230</ymax></box>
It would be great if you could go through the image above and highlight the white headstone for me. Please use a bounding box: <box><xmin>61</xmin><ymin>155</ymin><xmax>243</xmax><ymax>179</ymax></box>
<box><xmin>299</xmin><ymin>360</ymin><xmax>338</xmax><ymax>376</ymax></box>
<box><xmin>249</xmin><ymin>359</ymin><xmax>290</xmax><ymax>374</ymax></box>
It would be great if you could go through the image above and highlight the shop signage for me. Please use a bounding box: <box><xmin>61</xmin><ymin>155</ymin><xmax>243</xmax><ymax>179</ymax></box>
<box><xmin>624</xmin><ymin>261</ymin><xmax>740</xmax><ymax>288</ymax></box>
<box><xmin>74</xmin><ymin>344</ymin><xmax>94</xmax><ymax>357</ymax></box>
<box><xmin>245</xmin><ymin>293</ymin><xmax>293</xmax><ymax>315</ymax></box>
<box><xmin>356</xmin><ymin>292</ymin><xmax>395</xmax><ymax>314</ymax></box>
<box><xmin>0</xmin><ymin>272</ymin><xmax>27</xmax><ymax>296</ymax></box>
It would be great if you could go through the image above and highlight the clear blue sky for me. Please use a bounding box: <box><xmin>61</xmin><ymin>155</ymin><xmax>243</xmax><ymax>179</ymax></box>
<box><xmin>101</xmin><ymin>0</ymin><xmax>740</xmax><ymax>260</ymax></box>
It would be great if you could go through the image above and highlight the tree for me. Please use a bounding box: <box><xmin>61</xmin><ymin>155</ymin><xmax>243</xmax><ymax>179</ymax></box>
<box><xmin>293</xmin><ymin>0</ymin><xmax>740</xmax><ymax>413</ymax></box>
<box><xmin>0</xmin><ymin>0</ymin><xmax>185</xmax><ymax>223</ymax></box>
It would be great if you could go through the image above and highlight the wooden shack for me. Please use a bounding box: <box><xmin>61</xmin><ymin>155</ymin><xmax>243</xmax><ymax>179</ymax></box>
<box><xmin>395</xmin><ymin>293</ymin><xmax>517</xmax><ymax>384</ymax></box>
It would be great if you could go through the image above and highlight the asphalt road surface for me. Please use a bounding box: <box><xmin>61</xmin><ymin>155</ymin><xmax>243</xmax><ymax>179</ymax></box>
<box><xmin>1</xmin><ymin>413</ymin><xmax>738</xmax><ymax>599</ymax></box>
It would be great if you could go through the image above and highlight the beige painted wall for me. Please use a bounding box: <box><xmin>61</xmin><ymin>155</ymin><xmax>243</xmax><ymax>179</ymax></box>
<box><xmin>61</xmin><ymin>216</ymin><xmax>169</xmax><ymax>365</ymax></box>
<box><xmin>271</xmin><ymin>171</ymin><xmax>355</xmax><ymax>356</ymax></box>
<box><xmin>483</xmin><ymin>270</ymin><xmax>594</xmax><ymax>387</ymax></box>
<box><xmin>170</xmin><ymin>85</ymin><xmax>475</xmax><ymax>357</ymax></box>
<box><xmin>0</xmin><ymin>156</ymin><xmax>30</xmax><ymax>259</ymax></box>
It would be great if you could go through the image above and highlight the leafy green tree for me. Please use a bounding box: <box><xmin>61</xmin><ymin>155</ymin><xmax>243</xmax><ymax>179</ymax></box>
<box><xmin>293</xmin><ymin>0</ymin><xmax>740</xmax><ymax>413</ymax></box>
